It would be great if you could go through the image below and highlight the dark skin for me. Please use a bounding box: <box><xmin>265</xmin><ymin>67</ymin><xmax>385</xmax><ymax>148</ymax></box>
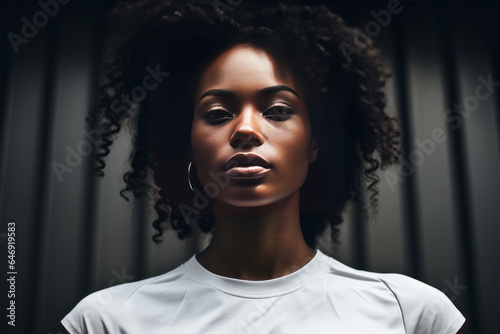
<box><xmin>189</xmin><ymin>44</ymin><xmax>465</xmax><ymax>333</ymax></box>
<box><xmin>60</xmin><ymin>44</ymin><xmax>467</xmax><ymax>334</ymax></box>
<box><xmin>191</xmin><ymin>44</ymin><xmax>318</xmax><ymax>280</ymax></box>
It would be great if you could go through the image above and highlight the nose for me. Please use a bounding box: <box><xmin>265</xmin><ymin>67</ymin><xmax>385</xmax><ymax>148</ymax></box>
<box><xmin>229</xmin><ymin>106</ymin><xmax>264</xmax><ymax>148</ymax></box>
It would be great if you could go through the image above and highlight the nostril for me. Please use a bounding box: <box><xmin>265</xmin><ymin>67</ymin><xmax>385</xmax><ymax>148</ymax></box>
<box><xmin>231</xmin><ymin>136</ymin><xmax>261</xmax><ymax>148</ymax></box>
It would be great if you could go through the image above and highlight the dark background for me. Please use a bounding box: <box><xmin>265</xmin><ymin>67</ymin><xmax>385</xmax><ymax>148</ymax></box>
<box><xmin>1</xmin><ymin>0</ymin><xmax>499</xmax><ymax>333</ymax></box>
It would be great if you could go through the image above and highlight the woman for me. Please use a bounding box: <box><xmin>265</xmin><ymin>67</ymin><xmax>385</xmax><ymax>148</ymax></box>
<box><xmin>62</xmin><ymin>0</ymin><xmax>465</xmax><ymax>333</ymax></box>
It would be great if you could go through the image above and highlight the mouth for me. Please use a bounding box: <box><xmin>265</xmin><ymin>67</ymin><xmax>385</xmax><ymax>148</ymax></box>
<box><xmin>225</xmin><ymin>153</ymin><xmax>271</xmax><ymax>178</ymax></box>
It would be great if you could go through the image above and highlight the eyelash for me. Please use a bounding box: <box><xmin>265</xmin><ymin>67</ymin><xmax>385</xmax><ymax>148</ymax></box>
<box><xmin>202</xmin><ymin>104</ymin><xmax>294</xmax><ymax>124</ymax></box>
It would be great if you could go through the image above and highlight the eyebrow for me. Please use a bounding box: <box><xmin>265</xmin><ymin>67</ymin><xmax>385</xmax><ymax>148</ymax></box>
<box><xmin>197</xmin><ymin>85</ymin><xmax>300</xmax><ymax>103</ymax></box>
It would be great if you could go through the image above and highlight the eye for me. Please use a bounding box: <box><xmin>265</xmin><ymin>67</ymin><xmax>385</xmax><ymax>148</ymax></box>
<box><xmin>202</xmin><ymin>108</ymin><xmax>233</xmax><ymax>124</ymax></box>
<box><xmin>263</xmin><ymin>104</ymin><xmax>294</xmax><ymax>121</ymax></box>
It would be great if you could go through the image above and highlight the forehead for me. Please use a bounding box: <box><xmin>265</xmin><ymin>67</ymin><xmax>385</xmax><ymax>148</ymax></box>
<box><xmin>195</xmin><ymin>44</ymin><xmax>300</xmax><ymax>98</ymax></box>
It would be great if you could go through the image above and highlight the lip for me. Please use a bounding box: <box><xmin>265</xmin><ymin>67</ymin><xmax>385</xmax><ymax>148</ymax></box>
<box><xmin>225</xmin><ymin>153</ymin><xmax>271</xmax><ymax>178</ymax></box>
<box><xmin>226</xmin><ymin>166</ymin><xmax>271</xmax><ymax>178</ymax></box>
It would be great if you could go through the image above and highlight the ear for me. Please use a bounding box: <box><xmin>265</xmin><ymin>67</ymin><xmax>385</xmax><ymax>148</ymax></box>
<box><xmin>309</xmin><ymin>138</ymin><xmax>319</xmax><ymax>163</ymax></box>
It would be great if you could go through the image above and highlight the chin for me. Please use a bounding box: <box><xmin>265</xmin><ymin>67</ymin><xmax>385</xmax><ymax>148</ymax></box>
<box><xmin>214</xmin><ymin>188</ymin><xmax>299</xmax><ymax>209</ymax></box>
<box><xmin>221</xmin><ymin>198</ymin><xmax>277</xmax><ymax>208</ymax></box>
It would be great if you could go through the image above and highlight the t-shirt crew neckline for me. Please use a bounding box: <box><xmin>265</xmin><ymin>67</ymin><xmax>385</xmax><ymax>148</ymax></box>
<box><xmin>182</xmin><ymin>249</ymin><xmax>329</xmax><ymax>298</ymax></box>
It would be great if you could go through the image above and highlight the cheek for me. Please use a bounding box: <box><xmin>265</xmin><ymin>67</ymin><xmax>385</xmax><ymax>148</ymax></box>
<box><xmin>273</xmin><ymin>125</ymin><xmax>312</xmax><ymax>177</ymax></box>
<box><xmin>191</xmin><ymin>123</ymin><xmax>223</xmax><ymax>180</ymax></box>
<box><xmin>288</xmin><ymin>142</ymin><xmax>312</xmax><ymax>179</ymax></box>
<box><xmin>191</xmin><ymin>121</ymin><xmax>213</xmax><ymax>157</ymax></box>
<box><xmin>282</xmin><ymin>119</ymin><xmax>311</xmax><ymax>155</ymax></box>
<box><xmin>190</xmin><ymin>126</ymin><xmax>202</xmax><ymax>160</ymax></box>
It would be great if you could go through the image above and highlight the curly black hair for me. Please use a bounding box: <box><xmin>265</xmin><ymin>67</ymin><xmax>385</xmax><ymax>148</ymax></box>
<box><xmin>89</xmin><ymin>0</ymin><xmax>402</xmax><ymax>250</ymax></box>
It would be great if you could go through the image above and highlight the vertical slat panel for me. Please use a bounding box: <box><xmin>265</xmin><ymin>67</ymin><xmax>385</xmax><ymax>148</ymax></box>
<box><xmin>392</xmin><ymin>15</ymin><xmax>422</xmax><ymax>279</ymax></box>
<box><xmin>405</xmin><ymin>16</ymin><xmax>461</xmax><ymax>287</ymax></box>
<box><xmin>439</xmin><ymin>14</ymin><xmax>478</xmax><ymax>332</ymax></box>
<box><xmin>144</xmin><ymin>203</ymin><xmax>196</xmax><ymax>277</ymax></box>
<box><xmin>0</xmin><ymin>36</ymin><xmax>10</xmax><ymax>164</ymax></box>
<box><xmin>0</xmin><ymin>31</ymin><xmax>47</xmax><ymax>334</ymax></box>
<box><xmin>330</xmin><ymin>205</ymin><xmax>356</xmax><ymax>267</ymax></box>
<box><xmin>35</xmin><ymin>14</ymin><xmax>96</xmax><ymax>333</ymax></box>
<box><xmin>2</xmin><ymin>2</ymin><xmax>499</xmax><ymax>333</ymax></box>
<box><xmin>90</xmin><ymin>131</ymin><xmax>139</xmax><ymax>290</ymax></box>
<box><xmin>366</xmin><ymin>25</ymin><xmax>408</xmax><ymax>275</ymax></box>
<box><xmin>454</xmin><ymin>18</ymin><xmax>500</xmax><ymax>334</ymax></box>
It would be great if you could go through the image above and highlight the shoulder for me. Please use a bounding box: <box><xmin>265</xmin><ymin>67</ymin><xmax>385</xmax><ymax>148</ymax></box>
<box><xmin>324</xmin><ymin>256</ymin><xmax>465</xmax><ymax>334</ymax></box>
<box><xmin>374</xmin><ymin>272</ymin><xmax>465</xmax><ymax>334</ymax></box>
<box><xmin>61</xmin><ymin>264</ymin><xmax>186</xmax><ymax>334</ymax></box>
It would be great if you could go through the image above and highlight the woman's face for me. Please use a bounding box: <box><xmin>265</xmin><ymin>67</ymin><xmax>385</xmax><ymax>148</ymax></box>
<box><xmin>191</xmin><ymin>44</ymin><xmax>318</xmax><ymax>208</ymax></box>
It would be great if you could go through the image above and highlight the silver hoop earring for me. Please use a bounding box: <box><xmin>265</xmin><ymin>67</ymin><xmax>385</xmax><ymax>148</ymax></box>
<box><xmin>187</xmin><ymin>161</ymin><xmax>194</xmax><ymax>192</ymax></box>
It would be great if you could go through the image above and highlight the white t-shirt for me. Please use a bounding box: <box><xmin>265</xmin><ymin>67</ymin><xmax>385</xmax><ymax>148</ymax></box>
<box><xmin>61</xmin><ymin>249</ymin><xmax>465</xmax><ymax>333</ymax></box>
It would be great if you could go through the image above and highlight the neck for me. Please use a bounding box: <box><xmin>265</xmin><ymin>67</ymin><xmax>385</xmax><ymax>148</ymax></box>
<box><xmin>196</xmin><ymin>190</ymin><xmax>316</xmax><ymax>280</ymax></box>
